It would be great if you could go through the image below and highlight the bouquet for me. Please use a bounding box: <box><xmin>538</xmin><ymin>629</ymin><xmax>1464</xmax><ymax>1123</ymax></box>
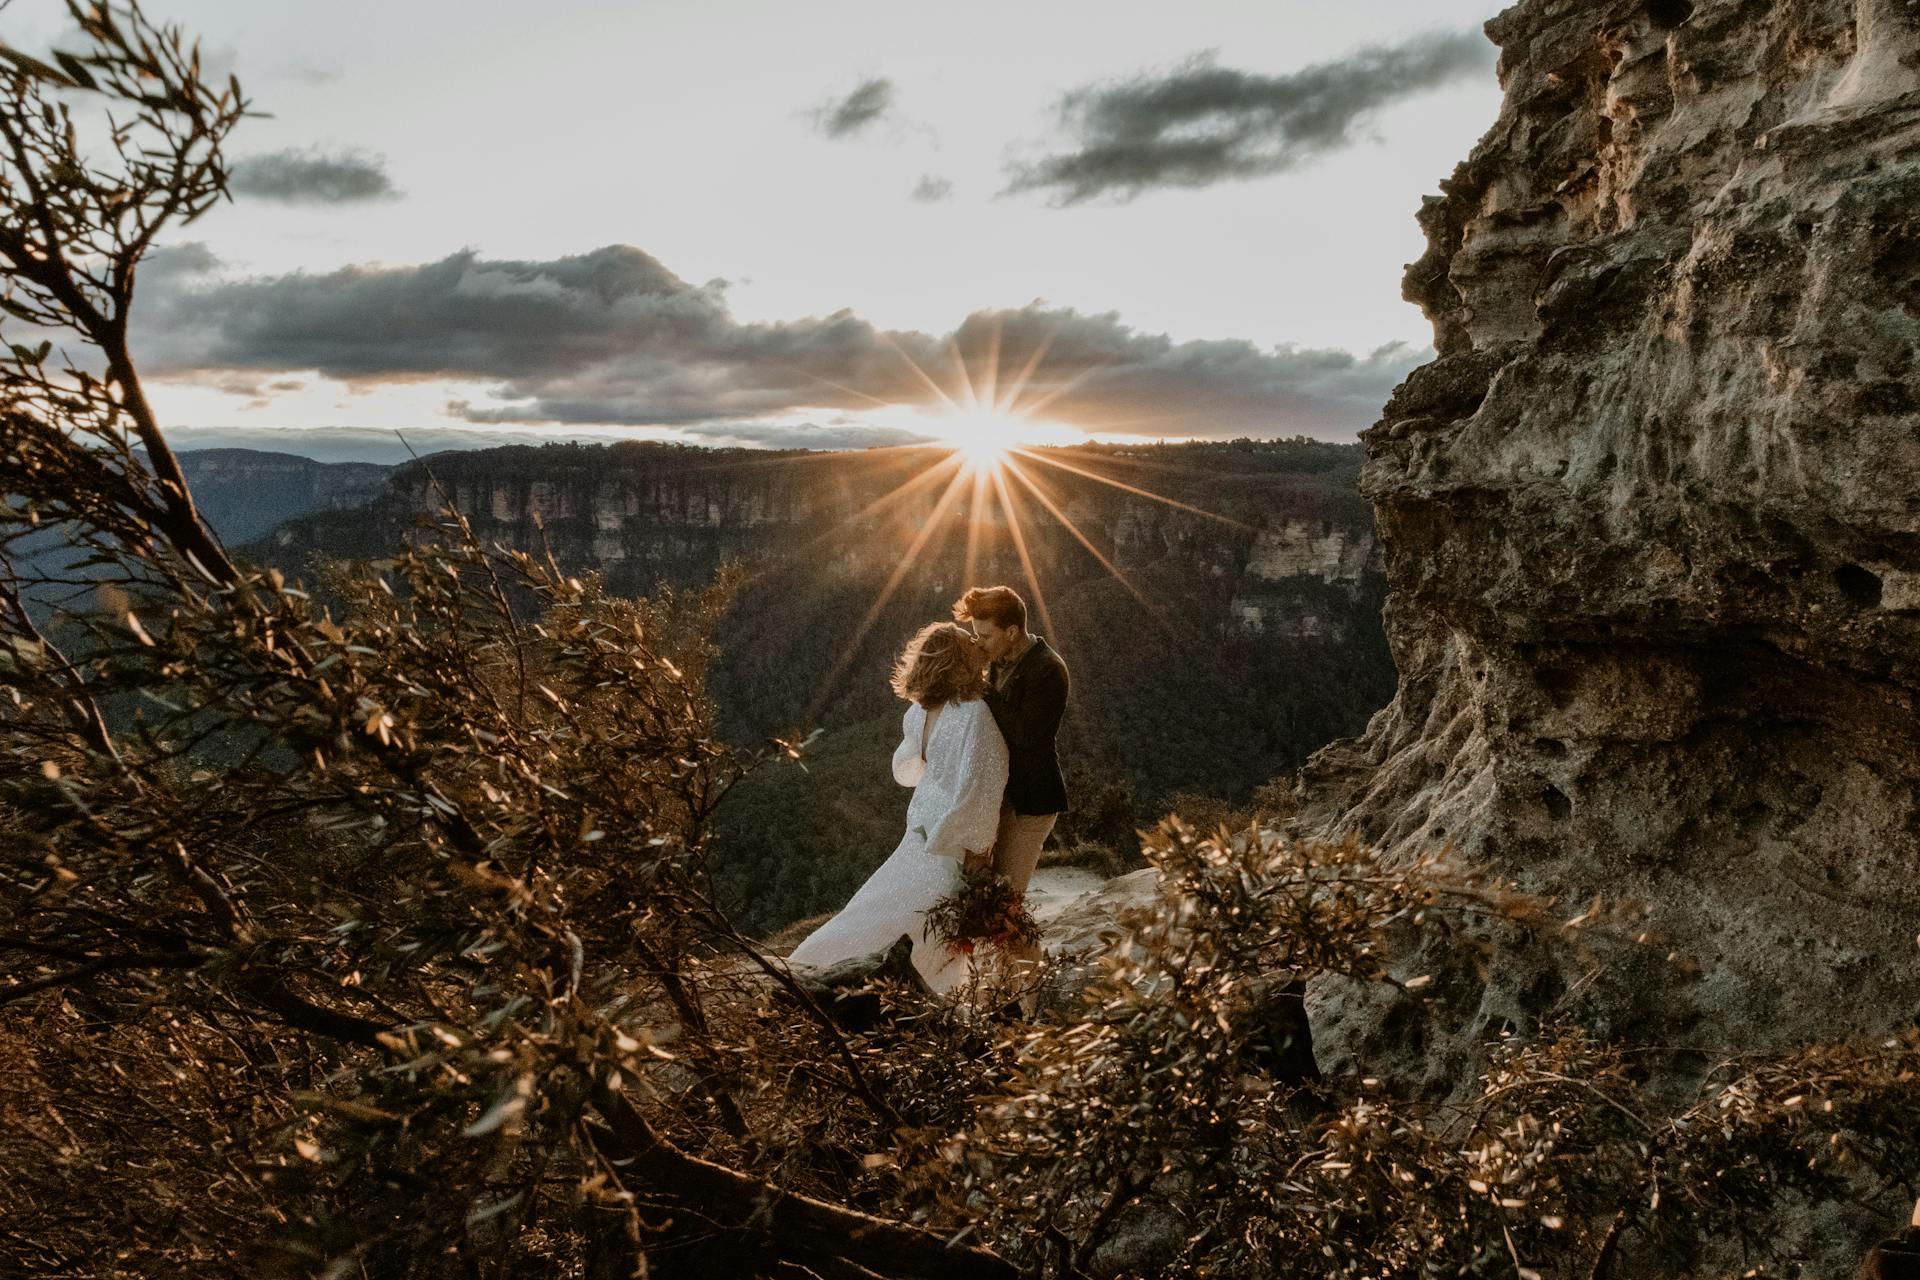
<box><xmin>923</xmin><ymin>865</ymin><xmax>1041</xmax><ymax>958</ymax></box>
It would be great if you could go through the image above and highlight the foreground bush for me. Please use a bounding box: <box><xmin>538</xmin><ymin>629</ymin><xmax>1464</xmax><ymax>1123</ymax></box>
<box><xmin>4</xmin><ymin>7</ymin><xmax>1918</xmax><ymax>1278</ymax></box>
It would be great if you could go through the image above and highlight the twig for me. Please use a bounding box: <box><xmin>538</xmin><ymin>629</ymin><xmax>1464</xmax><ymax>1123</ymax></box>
<box><xmin>586</xmin><ymin>1079</ymin><xmax>1018</xmax><ymax>1280</ymax></box>
<box><xmin>697</xmin><ymin>904</ymin><xmax>906</xmax><ymax>1131</ymax></box>
<box><xmin>0</xmin><ymin>947</ymin><xmax>204</xmax><ymax>1005</ymax></box>
<box><xmin>0</xmin><ymin>560</ymin><xmax>121</xmax><ymax>764</ymax></box>
<box><xmin>1587</xmin><ymin>1208</ymin><xmax>1626</xmax><ymax>1279</ymax></box>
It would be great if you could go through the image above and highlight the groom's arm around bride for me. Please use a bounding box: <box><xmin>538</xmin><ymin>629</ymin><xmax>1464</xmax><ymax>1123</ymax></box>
<box><xmin>952</xmin><ymin>586</ymin><xmax>1070</xmax><ymax>899</ymax></box>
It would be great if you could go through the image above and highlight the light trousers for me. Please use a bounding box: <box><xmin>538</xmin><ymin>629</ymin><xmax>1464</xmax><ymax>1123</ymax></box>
<box><xmin>990</xmin><ymin>803</ymin><xmax>1058</xmax><ymax>895</ymax></box>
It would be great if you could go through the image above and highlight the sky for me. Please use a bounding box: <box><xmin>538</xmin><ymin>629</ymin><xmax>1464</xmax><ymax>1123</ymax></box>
<box><xmin>1</xmin><ymin>0</ymin><xmax>1508</xmax><ymax>457</ymax></box>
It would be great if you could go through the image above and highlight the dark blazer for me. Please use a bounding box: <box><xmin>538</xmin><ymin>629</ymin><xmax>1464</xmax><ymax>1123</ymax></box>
<box><xmin>983</xmin><ymin>636</ymin><xmax>1070</xmax><ymax>816</ymax></box>
<box><xmin>1860</xmin><ymin>1228</ymin><xmax>1920</xmax><ymax>1279</ymax></box>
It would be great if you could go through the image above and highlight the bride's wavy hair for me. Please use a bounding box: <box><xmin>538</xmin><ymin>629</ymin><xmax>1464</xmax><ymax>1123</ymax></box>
<box><xmin>890</xmin><ymin>622</ymin><xmax>987</xmax><ymax>708</ymax></box>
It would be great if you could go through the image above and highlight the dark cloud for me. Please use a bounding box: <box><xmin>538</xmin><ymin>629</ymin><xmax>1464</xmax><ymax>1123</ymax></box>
<box><xmin>909</xmin><ymin>174</ymin><xmax>955</xmax><ymax>203</ymax></box>
<box><xmin>143</xmin><ymin>241</ymin><xmax>223</xmax><ymax>281</ymax></box>
<box><xmin>133</xmin><ymin>243</ymin><xmax>1423</xmax><ymax>440</ymax></box>
<box><xmin>942</xmin><ymin>307</ymin><xmax>1423</xmax><ymax>436</ymax></box>
<box><xmin>229</xmin><ymin>148</ymin><xmax>400</xmax><ymax>204</ymax></box>
<box><xmin>1005</xmin><ymin>31</ymin><xmax>1493</xmax><ymax>204</ymax></box>
<box><xmin>811</xmin><ymin>77</ymin><xmax>895</xmax><ymax>139</ymax></box>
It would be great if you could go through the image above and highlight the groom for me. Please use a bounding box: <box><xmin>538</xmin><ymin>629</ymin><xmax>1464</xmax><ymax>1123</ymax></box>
<box><xmin>952</xmin><ymin>585</ymin><xmax>1069</xmax><ymax>962</ymax></box>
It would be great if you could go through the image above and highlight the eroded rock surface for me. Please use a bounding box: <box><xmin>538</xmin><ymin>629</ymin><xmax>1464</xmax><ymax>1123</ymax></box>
<box><xmin>1301</xmin><ymin>0</ymin><xmax>1920</xmax><ymax>1057</ymax></box>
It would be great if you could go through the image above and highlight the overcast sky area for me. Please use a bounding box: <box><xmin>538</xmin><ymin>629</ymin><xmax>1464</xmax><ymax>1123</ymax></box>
<box><xmin>2</xmin><ymin>0</ymin><xmax>1507</xmax><ymax>457</ymax></box>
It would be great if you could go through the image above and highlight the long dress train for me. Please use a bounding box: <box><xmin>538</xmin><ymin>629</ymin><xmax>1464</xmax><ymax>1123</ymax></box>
<box><xmin>786</xmin><ymin>696</ymin><xmax>1009</xmax><ymax>993</ymax></box>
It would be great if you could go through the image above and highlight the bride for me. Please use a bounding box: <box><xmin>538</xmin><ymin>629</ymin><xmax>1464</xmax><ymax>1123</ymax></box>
<box><xmin>786</xmin><ymin>621</ymin><xmax>1010</xmax><ymax>994</ymax></box>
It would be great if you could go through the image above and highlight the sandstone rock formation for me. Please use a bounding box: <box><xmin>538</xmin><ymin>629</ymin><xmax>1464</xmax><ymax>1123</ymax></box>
<box><xmin>263</xmin><ymin>440</ymin><xmax>1382</xmax><ymax>613</ymax></box>
<box><xmin>1301</xmin><ymin>0</ymin><xmax>1920</xmax><ymax>1062</ymax></box>
<box><xmin>1232</xmin><ymin>519</ymin><xmax>1380</xmax><ymax>636</ymax></box>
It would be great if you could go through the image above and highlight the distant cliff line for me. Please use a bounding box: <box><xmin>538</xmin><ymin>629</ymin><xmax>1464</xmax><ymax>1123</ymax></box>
<box><xmin>246</xmin><ymin>437</ymin><xmax>1384</xmax><ymax>617</ymax></box>
<box><xmin>229</xmin><ymin>436</ymin><xmax>1399</xmax><ymax>814</ymax></box>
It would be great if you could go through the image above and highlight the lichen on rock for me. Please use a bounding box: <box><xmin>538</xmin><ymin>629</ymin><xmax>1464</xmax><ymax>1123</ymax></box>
<box><xmin>1300</xmin><ymin>0</ymin><xmax>1920</xmax><ymax>1063</ymax></box>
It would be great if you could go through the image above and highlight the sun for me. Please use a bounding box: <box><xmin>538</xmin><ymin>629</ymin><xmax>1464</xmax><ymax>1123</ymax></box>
<box><xmin>793</xmin><ymin>317</ymin><xmax>1247</xmax><ymax>723</ymax></box>
<box><xmin>937</xmin><ymin>411</ymin><xmax>1029</xmax><ymax>473</ymax></box>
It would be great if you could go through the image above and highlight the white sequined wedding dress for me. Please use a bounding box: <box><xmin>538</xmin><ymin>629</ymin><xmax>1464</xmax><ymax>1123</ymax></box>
<box><xmin>787</xmin><ymin>696</ymin><xmax>1009</xmax><ymax>993</ymax></box>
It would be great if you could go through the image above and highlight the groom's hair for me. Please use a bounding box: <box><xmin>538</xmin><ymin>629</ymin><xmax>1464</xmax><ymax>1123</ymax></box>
<box><xmin>952</xmin><ymin>585</ymin><xmax>1026</xmax><ymax>633</ymax></box>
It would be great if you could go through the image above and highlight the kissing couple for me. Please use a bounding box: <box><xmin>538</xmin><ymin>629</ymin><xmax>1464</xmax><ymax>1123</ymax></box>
<box><xmin>787</xmin><ymin>584</ymin><xmax>1070</xmax><ymax>1004</ymax></box>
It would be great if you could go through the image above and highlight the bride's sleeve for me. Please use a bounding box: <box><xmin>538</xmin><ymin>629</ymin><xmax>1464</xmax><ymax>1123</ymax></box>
<box><xmin>892</xmin><ymin>704</ymin><xmax>927</xmax><ymax>787</ymax></box>
<box><xmin>922</xmin><ymin>701</ymin><xmax>1009</xmax><ymax>862</ymax></box>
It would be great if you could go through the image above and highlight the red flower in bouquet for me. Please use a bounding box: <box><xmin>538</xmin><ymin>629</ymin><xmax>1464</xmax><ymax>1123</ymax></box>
<box><xmin>923</xmin><ymin>866</ymin><xmax>1040</xmax><ymax>959</ymax></box>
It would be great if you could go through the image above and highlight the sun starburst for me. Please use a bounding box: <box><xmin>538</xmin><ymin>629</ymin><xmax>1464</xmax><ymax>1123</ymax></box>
<box><xmin>791</xmin><ymin>315</ymin><xmax>1242</xmax><ymax>721</ymax></box>
<box><xmin>937</xmin><ymin>410</ymin><xmax>1030</xmax><ymax>474</ymax></box>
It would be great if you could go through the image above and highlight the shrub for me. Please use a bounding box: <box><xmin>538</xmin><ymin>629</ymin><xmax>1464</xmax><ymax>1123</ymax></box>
<box><xmin>4</xmin><ymin>9</ymin><xmax>1917</xmax><ymax>1280</ymax></box>
<box><xmin>955</xmin><ymin>821</ymin><xmax>1920</xmax><ymax>1278</ymax></box>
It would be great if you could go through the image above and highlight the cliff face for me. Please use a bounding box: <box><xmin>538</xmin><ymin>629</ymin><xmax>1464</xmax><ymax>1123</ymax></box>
<box><xmin>271</xmin><ymin>440</ymin><xmax>1383</xmax><ymax>627</ymax></box>
<box><xmin>1233</xmin><ymin>521</ymin><xmax>1380</xmax><ymax>637</ymax></box>
<box><xmin>1244</xmin><ymin>520</ymin><xmax>1377</xmax><ymax>584</ymax></box>
<box><xmin>1303</xmin><ymin>0</ymin><xmax>1920</xmax><ymax>1055</ymax></box>
<box><xmin>178</xmin><ymin>449</ymin><xmax>391</xmax><ymax>544</ymax></box>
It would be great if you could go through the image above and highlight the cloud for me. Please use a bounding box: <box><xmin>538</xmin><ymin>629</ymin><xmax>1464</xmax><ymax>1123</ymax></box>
<box><xmin>143</xmin><ymin>241</ymin><xmax>223</xmax><ymax>281</ymax></box>
<box><xmin>132</xmin><ymin>243</ymin><xmax>1424</xmax><ymax>440</ymax></box>
<box><xmin>229</xmin><ymin>148</ymin><xmax>400</xmax><ymax>204</ymax></box>
<box><xmin>282</xmin><ymin>62</ymin><xmax>341</xmax><ymax>85</ymax></box>
<box><xmin>810</xmin><ymin>77</ymin><xmax>896</xmax><ymax>139</ymax></box>
<box><xmin>909</xmin><ymin>174</ymin><xmax>955</xmax><ymax>203</ymax></box>
<box><xmin>1004</xmin><ymin>31</ymin><xmax>1494</xmax><ymax>204</ymax></box>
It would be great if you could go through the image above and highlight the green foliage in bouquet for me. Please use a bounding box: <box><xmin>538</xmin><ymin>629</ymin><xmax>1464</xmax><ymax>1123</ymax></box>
<box><xmin>922</xmin><ymin>867</ymin><xmax>1043</xmax><ymax>957</ymax></box>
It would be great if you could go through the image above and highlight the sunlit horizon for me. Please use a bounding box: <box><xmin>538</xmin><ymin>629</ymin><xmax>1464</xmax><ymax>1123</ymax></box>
<box><xmin>160</xmin><ymin>311</ymin><xmax>1322</xmax><ymax>730</ymax></box>
<box><xmin>916</xmin><ymin>409</ymin><xmax>1088</xmax><ymax>475</ymax></box>
<box><xmin>794</xmin><ymin>323</ymin><xmax>1257</xmax><ymax>721</ymax></box>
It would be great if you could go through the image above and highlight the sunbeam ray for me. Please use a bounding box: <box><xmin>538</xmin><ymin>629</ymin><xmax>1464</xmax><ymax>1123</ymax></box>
<box><xmin>1013</xmin><ymin>447</ymin><xmax>1248</xmax><ymax>482</ymax></box>
<box><xmin>676</xmin><ymin>441</ymin><xmax>932</xmax><ymax>479</ymax></box>
<box><xmin>802</xmin><ymin>461</ymin><xmax>974</xmax><ymax>725</ymax></box>
<box><xmin>989</xmin><ymin>464</ymin><xmax>1059</xmax><ymax>644</ymax></box>
<box><xmin>998</xmin><ymin>327</ymin><xmax>1059</xmax><ymax>412</ymax></box>
<box><xmin>769</xmin><ymin>361</ymin><xmax>903</xmax><ymax>411</ymax></box>
<box><xmin>947</xmin><ymin>336</ymin><xmax>982</xmax><ymax>413</ymax></box>
<box><xmin>1009</xmin><ymin>447</ymin><xmax>1067</xmax><ymax>506</ymax></box>
<box><xmin>760</xmin><ymin>450</ymin><xmax>964</xmax><ymax>575</ymax></box>
<box><xmin>979</xmin><ymin>317</ymin><xmax>1003</xmax><ymax>414</ymax></box>
<box><xmin>962</xmin><ymin>464</ymin><xmax>991</xmax><ymax>589</ymax></box>
<box><xmin>1003</xmin><ymin>456</ymin><xmax>1172</xmax><ymax>629</ymax></box>
<box><xmin>1002</xmin><ymin>355</ymin><xmax>1111</xmax><ymax>421</ymax></box>
<box><xmin>884</xmin><ymin>334</ymin><xmax>967</xmax><ymax>416</ymax></box>
<box><xmin>1009</xmin><ymin>446</ymin><xmax>1249</xmax><ymax>529</ymax></box>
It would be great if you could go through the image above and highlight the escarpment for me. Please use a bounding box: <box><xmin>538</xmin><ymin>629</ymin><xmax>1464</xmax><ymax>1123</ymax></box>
<box><xmin>261</xmin><ymin>440</ymin><xmax>1391</xmax><ymax>698</ymax></box>
<box><xmin>1302</xmin><ymin>0</ymin><xmax>1920</xmax><ymax>1054</ymax></box>
<box><xmin>268</xmin><ymin>441</ymin><xmax>1381</xmax><ymax>611</ymax></box>
<box><xmin>261</xmin><ymin>439</ymin><xmax>1397</xmax><ymax>805</ymax></box>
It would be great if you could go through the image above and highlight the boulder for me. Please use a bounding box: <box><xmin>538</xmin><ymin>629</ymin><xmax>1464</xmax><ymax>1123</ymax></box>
<box><xmin>1298</xmin><ymin>0</ymin><xmax>1920</xmax><ymax>1064</ymax></box>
